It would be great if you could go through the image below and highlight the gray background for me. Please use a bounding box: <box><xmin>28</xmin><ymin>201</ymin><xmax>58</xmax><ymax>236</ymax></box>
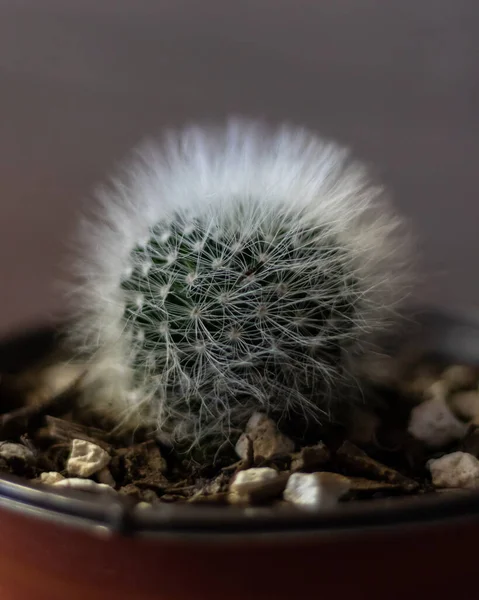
<box><xmin>0</xmin><ymin>1</ymin><xmax>477</xmax><ymax>337</ymax></box>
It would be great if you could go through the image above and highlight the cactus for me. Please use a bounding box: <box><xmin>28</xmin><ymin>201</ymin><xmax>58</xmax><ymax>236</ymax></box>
<box><xmin>67</xmin><ymin>119</ymin><xmax>410</xmax><ymax>448</ymax></box>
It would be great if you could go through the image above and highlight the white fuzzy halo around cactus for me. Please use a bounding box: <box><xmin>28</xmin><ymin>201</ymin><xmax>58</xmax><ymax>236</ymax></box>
<box><xmin>66</xmin><ymin>119</ymin><xmax>411</xmax><ymax>447</ymax></box>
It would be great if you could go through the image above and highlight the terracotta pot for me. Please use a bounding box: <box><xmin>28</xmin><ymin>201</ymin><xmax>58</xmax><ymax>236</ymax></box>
<box><xmin>0</xmin><ymin>309</ymin><xmax>478</xmax><ymax>600</ymax></box>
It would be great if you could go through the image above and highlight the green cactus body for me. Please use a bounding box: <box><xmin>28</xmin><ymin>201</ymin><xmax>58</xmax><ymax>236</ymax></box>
<box><xmin>119</xmin><ymin>204</ymin><xmax>358</xmax><ymax>441</ymax></box>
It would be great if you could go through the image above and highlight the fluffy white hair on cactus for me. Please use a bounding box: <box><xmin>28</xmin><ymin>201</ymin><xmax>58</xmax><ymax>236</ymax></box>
<box><xmin>67</xmin><ymin>119</ymin><xmax>410</xmax><ymax>449</ymax></box>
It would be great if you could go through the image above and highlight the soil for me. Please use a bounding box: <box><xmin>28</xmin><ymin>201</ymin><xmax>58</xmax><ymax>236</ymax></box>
<box><xmin>0</xmin><ymin>342</ymin><xmax>478</xmax><ymax>509</ymax></box>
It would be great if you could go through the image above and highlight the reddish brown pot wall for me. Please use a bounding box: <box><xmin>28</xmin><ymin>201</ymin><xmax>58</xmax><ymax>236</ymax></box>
<box><xmin>1</xmin><ymin>309</ymin><xmax>478</xmax><ymax>600</ymax></box>
<box><xmin>0</xmin><ymin>505</ymin><xmax>476</xmax><ymax>600</ymax></box>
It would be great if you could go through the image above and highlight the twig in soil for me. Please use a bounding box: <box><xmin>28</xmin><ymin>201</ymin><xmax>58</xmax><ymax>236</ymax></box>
<box><xmin>336</xmin><ymin>441</ymin><xmax>420</xmax><ymax>492</ymax></box>
<box><xmin>44</xmin><ymin>416</ymin><xmax>113</xmax><ymax>451</ymax></box>
<box><xmin>347</xmin><ymin>477</ymin><xmax>410</xmax><ymax>494</ymax></box>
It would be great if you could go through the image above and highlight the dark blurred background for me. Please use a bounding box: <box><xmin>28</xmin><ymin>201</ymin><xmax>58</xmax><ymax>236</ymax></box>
<box><xmin>0</xmin><ymin>0</ymin><xmax>477</xmax><ymax>336</ymax></box>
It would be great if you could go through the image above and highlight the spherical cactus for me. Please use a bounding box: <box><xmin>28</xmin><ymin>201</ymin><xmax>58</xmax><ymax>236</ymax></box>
<box><xmin>66</xmin><ymin>119</ymin><xmax>411</xmax><ymax>448</ymax></box>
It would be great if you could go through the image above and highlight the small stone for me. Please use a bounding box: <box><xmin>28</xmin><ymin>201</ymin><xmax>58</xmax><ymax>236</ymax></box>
<box><xmin>442</xmin><ymin>365</ymin><xmax>477</xmax><ymax>392</ymax></box>
<box><xmin>291</xmin><ymin>442</ymin><xmax>331</xmax><ymax>472</ymax></box>
<box><xmin>39</xmin><ymin>472</ymin><xmax>65</xmax><ymax>485</ymax></box>
<box><xmin>408</xmin><ymin>395</ymin><xmax>469</xmax><ymax>448</ymax></box>
<box><xmin>240</xmin><ymin>413</ymin><xmax>294</xmax><ymax>462</ymax></box>
<box><xmin>231</xmin><ymin>467</ymin><xmax>278</xmax><ymax>488</ymax></box>
<box><xmin>449</xmin><ymin>390</ymin><xmax>479</xmax><ymax>422</ymax></box>
<box><xmin>427</xmin><ymin>452</ymin><xmax>479</xmax><ymax>489</ymax></box>
<box><xmin>67</xmin><ymin>439</ymin><xmax>110</xmax><ymax>478</ymax></box>
<box><xmin>284</xmin><ymin>472</ymin><xmax>351</xmax><ymax>510</ymax></box>
<box><xmin>229</xmin><ymin>467</ymin><xmax>286</xmax><ymax>505</ymax></box>
<box><xmin>54</xmin><ymin>478</ymin><xmax>117</xmax><ymax>494</ymax></box>
<box><xmin>0</xmin><ymin>442</ymin><xmax>35</xmax><ymax>463</ymax></box>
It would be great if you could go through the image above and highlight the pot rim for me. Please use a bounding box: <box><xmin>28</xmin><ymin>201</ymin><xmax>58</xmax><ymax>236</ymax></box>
<box><xmin>1</xmin><ymin>472</ymin><xmax>479</xmax><ymax>539</ymax></box>
<box><xmin>1</xmin><ymin>306</ymin><xmax>479</xmax><ymax>539</ymax></box>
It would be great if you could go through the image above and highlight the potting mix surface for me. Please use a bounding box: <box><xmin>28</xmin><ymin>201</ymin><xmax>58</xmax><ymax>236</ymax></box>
<box><xmin>0</xmin><ymin>349</ymin><xmax>478</xmax><ymax>510</ymax></box>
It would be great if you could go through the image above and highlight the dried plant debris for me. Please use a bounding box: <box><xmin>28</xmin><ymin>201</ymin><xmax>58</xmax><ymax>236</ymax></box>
<box><xmin>0</xmin><ymin>357</ymin><xmax>479</xmax><ymax>510</ymax></box>
<box><xmin>290</xmin><ymin>443</ymin><xmax>331</xmax><ymax>473</ymax></box>
<box><xmin>335</xmin><ymin>441</ymin><xmax>420</xmax><ymax>492</ymax></box>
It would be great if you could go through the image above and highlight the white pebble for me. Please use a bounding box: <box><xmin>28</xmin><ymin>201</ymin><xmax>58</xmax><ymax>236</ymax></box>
<box><xmin>407</xmin><ymin>395</ymin><xmax>468</xmax><ymax>448</ymax></box>
<box><xmin>230</xmin><ymin>467</ymin><xmax>278</xmax><ymax>490</ymax></box>
<box><xmin>67</xmin><ymin>439</ymin><xmax>110</xmax><ymax>478</ymax></box>
<box><xmin>427</xmin><ymin>452</ymin><xmax>479</xmax><ymax>489</ymax></box>
<box><xmin>39</xmin><ymin>472</ymin><xmax>65</xmax><ymax>485</ymax></box>
<box><xmin>229</xmin><ymin>467</ymin><xmax>280</xmax><ymax>504</ymax></box>
<box><xmin>284</xmin><ymin>472</ymin><xmax>351</xmax><ymax>510</ymax></box>
<box><xmin>0</xmin><ymin>442</ymin><xmax>34</xmax><ymax>463</ymax></box>
<box><xmin>54</xmin><ymin>478</ymin><xmax>117</xmax><ymax>495</ymax></box>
